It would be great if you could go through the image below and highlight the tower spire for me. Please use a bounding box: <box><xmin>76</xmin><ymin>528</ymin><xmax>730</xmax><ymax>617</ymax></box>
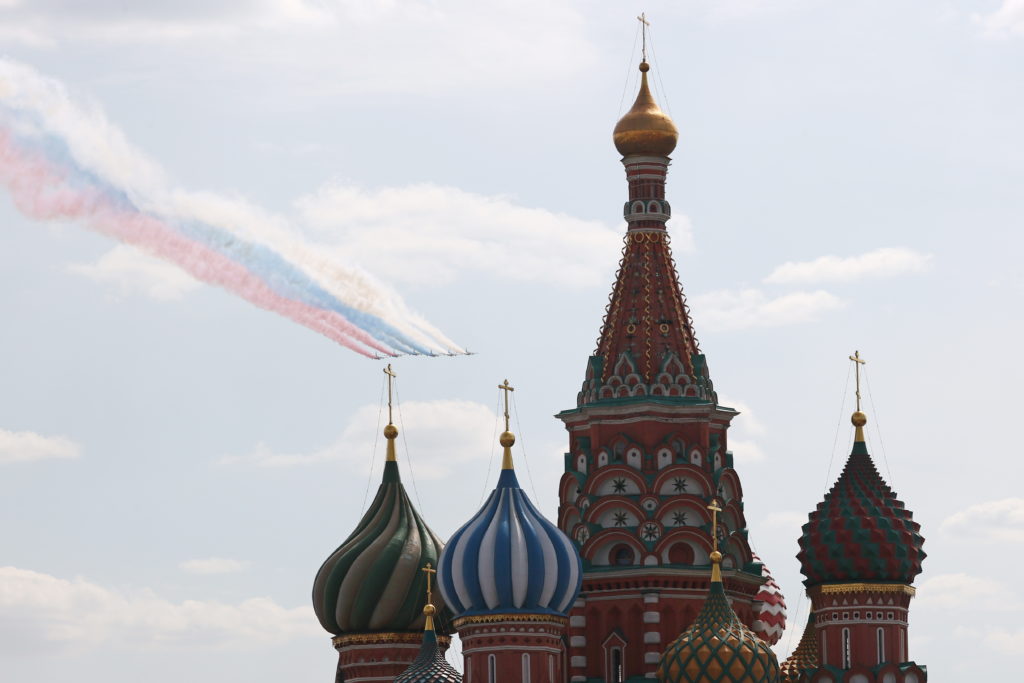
<box><xmin>707</xmin><ymin>498</ymin><xmax>723</xmax><ymax>583</ymax></box>
<box><xmin>637</xmin><ymin>12</ymin><xmax>650</xmax><ymax>63</ymax></box>
<box><xmin>848</xmin><ymin>351</ymin><xmax>867</xmax><ymax>443</ymax></box>
<box><xmin>497</xmin><ymin>379</ymin><xmax>516</xmax><ymax>470</ymax></box>
<box><xmin>384</xmin><ymin>364</ymin><xmax>399</xmax><ymax>461</ymax></box>
<box><xmin>421</xmin><ymin>562</ymin><xmax>437</xmax><ymax>631</ymax></box>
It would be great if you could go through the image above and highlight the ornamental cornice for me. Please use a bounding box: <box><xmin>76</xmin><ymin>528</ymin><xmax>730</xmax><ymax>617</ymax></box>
<box><xmin>558</xmin><ymin>402</ymin><xmax>736</xmax><ymax>426</ymax></box>
<box><xmin>817</xmin><ymin>583</ymin><xmax>916</xmax><ymax>596</ymax></box>
<box><xmin>452</xmin><ymin>613</ymin><xmax>568</xmax><ymax>628</ymax></box>
<box><xmin>332</xmin><ymin>632</ymin><xmax>449</xmax><ymax>648</ymax></box>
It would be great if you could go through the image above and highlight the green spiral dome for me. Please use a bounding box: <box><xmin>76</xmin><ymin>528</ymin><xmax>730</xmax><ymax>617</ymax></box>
<box><xmin>312</xmin><ymin>459</ymin><xmax>447</xmax><ymax>634</ymax></box>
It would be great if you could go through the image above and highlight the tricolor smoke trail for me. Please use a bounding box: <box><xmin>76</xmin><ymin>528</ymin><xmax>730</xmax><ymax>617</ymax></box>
<box><xmin>0</xmin><ymin>58</ymin><xmax>464</xmax><ymax>358</ymax></box>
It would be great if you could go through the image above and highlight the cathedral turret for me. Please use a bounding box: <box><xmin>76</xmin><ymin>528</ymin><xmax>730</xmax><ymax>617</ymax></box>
<box><xmin>556</xmin><ymin>43</ymin><xmax>779</xmax><ymax>681</ymax></box>
<box><xmin>657</xmin><ymin>500</ymin><xmax>780</xmax><ymax>683</ymax></box>
<box><xmin>394</xmin><ymin>566</ymin><xmax>462</xmax><ymax>683</ymax></box>
<box><xmin>791</xmin><ymin>352</ymin><xmax>927</xmax><ymax>682</ymax></box>
<box><xmin>312</xmin><ymin>366</ymin><xmax>449</xmax><ymax>682</ymax></box>
<box><xmin>439</xmin><ymin>380</ymin><xmax>581</xmax><ymax>682</ymax></box>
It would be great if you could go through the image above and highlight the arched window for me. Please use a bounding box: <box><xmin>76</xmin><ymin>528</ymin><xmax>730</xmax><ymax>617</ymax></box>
<box><xmin>548</xmin><ymin>654</ymin><xmax>555</xmax><ymax>682</ymax></box>
<box><xmin>899</xmin><ymin>629</ymin><xmax>905</xmax><ymax>661</ymax></box>
<box><xmin>488</xmin><ymin>654</ymin><xmax>497</xmax><ymax>683</ymax></box>
<box><xmin>842</xmin><ymin>628</ymin><xmax>852</xmax><ymax>668</ymax></box>
<box><xmin>877</xmin><ymin>627</ymin><xmax>885</xmax><ymax>664</ymax></box>
<box><xmin>821</xmin><ymin>631</ymin><xmax>828</xmax><ymax>666</ymax></box>
<box><xmin>522</xmin><ymin>653</ymin><xmax>531</xmax><ymax>683</ymax></box>
<box><xmin>611</xmin><ymin>647</ymin><xmax>624</xmax><ymax>683</ymax></box>
<box><xmin>668</xmin><ymin>543</ymin><xmax>694</xmax><ymax>565</ymax></box>
<box><xmin>612</xmin><ymin>545</ymin><xmax>635</xmax><ymax>566</ymax></box>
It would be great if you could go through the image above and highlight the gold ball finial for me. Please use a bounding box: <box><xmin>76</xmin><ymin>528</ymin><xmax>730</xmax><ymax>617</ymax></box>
<box><xmin>851</xmin><ymin>411</ymin><xmax>867</xmax><ymax>427</ymax></box>
<box><xmin>639</xmin><ymin>61</ymin><xmax>650</xmax><ymax>73</ymax></box>
<box><xmin>499</xmin><ymin>431</ymin><xmax>516</xmax><ymax>448</ymax></box>
<box><xmin>423</xmin><ymin>603</ymin><xmax>436</xmax><ymax>617</ymax></box>
<box><xmin>710</xmin><ymin>550</ymin><xmax>723</xmax><ymax>564</ymax></box>
<box><xmin>383</xmin><ymin>424</ymin><xmax>398</xmax><ymax>439</ymax></box>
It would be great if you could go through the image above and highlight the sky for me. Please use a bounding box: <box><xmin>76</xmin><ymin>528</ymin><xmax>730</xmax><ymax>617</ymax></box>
<box><xmin>1</xmin><ymin>1</ymin><xmax>1022</xmax><ymax>681</ymax></box>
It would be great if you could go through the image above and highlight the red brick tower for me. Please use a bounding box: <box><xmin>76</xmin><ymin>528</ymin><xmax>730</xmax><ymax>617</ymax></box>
<box><xmin>555</xmin><ymin>59</ymin><xmax>769</xmax><ymax>682</ymax></box>
<box><xmin>785</xmin><ymin>354</ymin><xmax>927</xmax><ymax>682</ymax></box>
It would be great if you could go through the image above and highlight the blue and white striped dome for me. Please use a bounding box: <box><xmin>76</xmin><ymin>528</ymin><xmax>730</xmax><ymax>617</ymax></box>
<box><xmin>438</xmin><ymin>440</ymin><xmax>581</xmax><ymax>618</ymax></box>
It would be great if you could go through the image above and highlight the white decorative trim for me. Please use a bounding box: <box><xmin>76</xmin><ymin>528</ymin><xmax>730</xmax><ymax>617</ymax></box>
<box><xmin>643</xmin><ymin>611</ymin><xmax>661</xmax><ymax>623</ymax></box>
<box><xmin>643</xmin><ymin>631</ymin><xmax>661</xmax><ymax>644</ymax></box>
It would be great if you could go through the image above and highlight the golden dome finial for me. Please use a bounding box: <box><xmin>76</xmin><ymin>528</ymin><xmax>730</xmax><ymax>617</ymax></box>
<box><xmin>384</xmin><ymin>364</ymin><xmax>399</xmax><ymax>461</ymax></box>
<box><xmin>707</xmin><ymin>499</ymin><xmax>723</xmax><ymax>583</ymax></box>
<box><xmin>498</xmin><ymin>379</ymin><xmax>516</xmax><ymax>470</ymax></box>
<box><xmin>421</xmin><ymin>563</ymin><xmax>437</xmax><ymax>631</ymax></box>
<box><xmin>613</xmin><ymin>60</ymin><xmax>678</xmax><ymax>157</ymax></box>
<box><xmin>849</xmin><ymin>351</ymin><xmax>868</xmax><ymax>443</ymax></box>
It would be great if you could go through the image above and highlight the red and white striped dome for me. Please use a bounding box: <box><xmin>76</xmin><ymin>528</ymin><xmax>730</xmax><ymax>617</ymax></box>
<box><xmin>751</xmin><ymin>553</ymin><xmax>787</xmax><ymax>645</ymax></box>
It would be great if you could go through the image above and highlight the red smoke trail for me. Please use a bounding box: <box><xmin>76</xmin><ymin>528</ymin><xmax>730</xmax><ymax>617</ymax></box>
<box><xmin>0</xmin><ymin>131</ymin><xmax>391</xmax><ymax>358</ymax></box>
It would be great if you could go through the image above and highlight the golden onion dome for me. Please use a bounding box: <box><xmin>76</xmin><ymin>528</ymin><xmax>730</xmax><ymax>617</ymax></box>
<box><xmin>613</xmin><ymin>61</ymin><xmax>678</xmax><ymax>157</ymax></box>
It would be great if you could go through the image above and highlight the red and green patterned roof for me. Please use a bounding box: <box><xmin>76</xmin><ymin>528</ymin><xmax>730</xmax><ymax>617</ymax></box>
<box><xmin>658</xmin><ymin>574</ymin><xmax>779</xmax><ymax>682</ymax></box>
<box><xmin>797</xmin><ymin>439</ymin><xmax>925</xmax><ymax>587</ymax></box>
<box><xmin>779</xmin><ymin>614</ymin><xmax>817</xmax><ymax>683</ymax></box>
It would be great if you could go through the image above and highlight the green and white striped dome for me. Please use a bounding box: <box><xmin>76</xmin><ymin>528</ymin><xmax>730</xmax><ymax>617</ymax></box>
<box><xmin>312</xmin><ymin>427</ymin><xmax>447</xmax><ymax>635</ymax></box>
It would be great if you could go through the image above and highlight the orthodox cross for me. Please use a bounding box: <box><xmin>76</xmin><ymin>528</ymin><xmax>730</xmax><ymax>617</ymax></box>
<box><xmin>498</xmin><ymin>379</ymin><xmax>515</xmax><ymax>432</ymax></box>
<box><xmin>421</xmin><ymin>562</ymin><xmax>437</xmax><ymax>605</ymax></box>
<box><xmin>849</xmin><ymin>350</ymin><xmax>867</xmax><ymax>412</ymax></box>
<box><xmin>384</xmin><ymin>364</ymin><xmax>397</xmax><ymax>424</ymax></box>
<box><xmin>637</xmin><ymin>12</ymin><xmax>651</xmax><ymax>62</ymax></box>
<box><xmin>707</xmin><ymin>499</ymin><xmax>722</xmax><ymax>553</ymax></box>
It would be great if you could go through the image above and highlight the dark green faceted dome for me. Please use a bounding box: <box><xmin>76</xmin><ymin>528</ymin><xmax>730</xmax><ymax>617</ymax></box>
<box><xmin>394</xmin><ymin>625</ymin><xmax>462</xmax><ymax>683</ymax></box>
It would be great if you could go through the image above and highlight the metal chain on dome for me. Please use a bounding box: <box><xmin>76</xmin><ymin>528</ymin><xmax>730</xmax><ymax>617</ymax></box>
<box><xmin>511</xmin><ymin>389</ymin><xmax>541</xmax><ymax>502</ymax></box>
<box><xmin>618</xmin><ymin>20</ymin><xmax>643</xmax><ymax>116</ymax></box>
<box><xmin>478</xmin><ymin>389</ymin><xmax>502</xmax><ymax>506</ymax></box>
<box><xmin>862</xmin><ymin>365</ymin><xmax>896</xmax><ymax>487</ymax></box>
<box><xmin>360</xmin><ymin>372</ymin><xmax>387</xmax><ymax>514</ymax></box>
<box><xmin>394</xmin><ymin>381</ymin><xmax>426</xmax><ymax>514</ymax></box>
<box><xmin>822</xmin><ymin>361</ymin><xmax>853</xmax><ymax>493</ymax></box>
<box><xmin>645</xmin><ymin>22</ymin><xmax>674</xmax><ymax>120</ymax></box>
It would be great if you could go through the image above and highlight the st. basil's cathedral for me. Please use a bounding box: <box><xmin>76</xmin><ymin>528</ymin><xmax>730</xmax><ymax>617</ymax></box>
<box><xmin>311</xmin><ymin>54</ymin><xmax>929</xmax><ymax>683</ymax></box>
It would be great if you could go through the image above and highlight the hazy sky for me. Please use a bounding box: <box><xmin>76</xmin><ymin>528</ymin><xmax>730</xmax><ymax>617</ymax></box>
<box><xmin>1</xmin><ymin>2</ymin><xmax>1022</xmax><ymax>681</ymax></box>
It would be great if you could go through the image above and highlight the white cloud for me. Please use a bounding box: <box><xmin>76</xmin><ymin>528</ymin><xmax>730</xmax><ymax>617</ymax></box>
<box><xmin>179</xmin><ymin>558</ymin><xmax>247</xmax><ymax>575</ymax></box>
<box><xmin>297</xmin><ymin>182</ymin><xmax>651</xmax><ymax>288</ymax></box>
<box><xmin>219</xmin><ymin>399</ymin><xmax>499</xmax><ymax>480</ymax></box>
<box><xmin>69</xmin><ymin>245</ymin><xmax>202</xmax><ymax>301</ymax></box>
<box><xmin>691</xmin><ymin>288</ymin><xmax>843</xmax><ymax>332</ymax></box>
<box><xmin>974</xmin><ymin>0</ymin><xmax>1024</xmax><ymax>39</ymax></box>
<box><xmin>0</xmin><ymin>1</ymin><xmax>597</xmax><ymax>96</ymax></box>
<box><xmin>718</xmin><ymin>396</ymin><xmax>766</xmax><ymax>435</ymax></box>
<box><xmin>915</xmin><ymin>573</ymin><xmax>1012</xmax><ymax>610</ymax></box>
<box><xmin>0</xmin><ymin>429</ymin><xmax>80</xmax><ymax>464</ymax></box>
<box><xmin>763</xmin><ymin>247</ymin><xmax>933</xmax><ymax>284</ymax></box>
<box><xmin>0</xmin><ymin>566</ymin><xmax>317</xmax><ymax>653</ymax></box>
<box><xmin>941</xmin><ymin>498</ymin><xmax>1024</xmax><ymax>543</ymax></box>
<box><xmin>717</xmin><ymin>396</ymin><xmax>767</xmax><ymax>464</ymax></box>
<box><xmin>761</xmin><ymin>511</ymin><xmax>807</xmax><ymax>530</ymax></box>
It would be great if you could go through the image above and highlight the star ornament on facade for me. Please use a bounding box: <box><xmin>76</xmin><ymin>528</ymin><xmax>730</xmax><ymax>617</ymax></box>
<box><xmin>613</xmin><ymin>510</ymin><xmax>629</xmax><ymax>527</ymax></box>
<box><xmin>672</xmin><ymin>510</ymin><xmax>688</xmax><ymax>526</ymax></box>
<box><xmin>672</xmin><ymin>477</ymin><xmax>687</xmax><ymax>493</ymax></box>
<box><xmin>642</xmin><ymin>522</ymin><xmax>661</xmax><ymax>541</ymax></box>
<box><xmin>612</xmin><ymin>477</ymin><xmax>627</xmax><ymax>493</ymax></box>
